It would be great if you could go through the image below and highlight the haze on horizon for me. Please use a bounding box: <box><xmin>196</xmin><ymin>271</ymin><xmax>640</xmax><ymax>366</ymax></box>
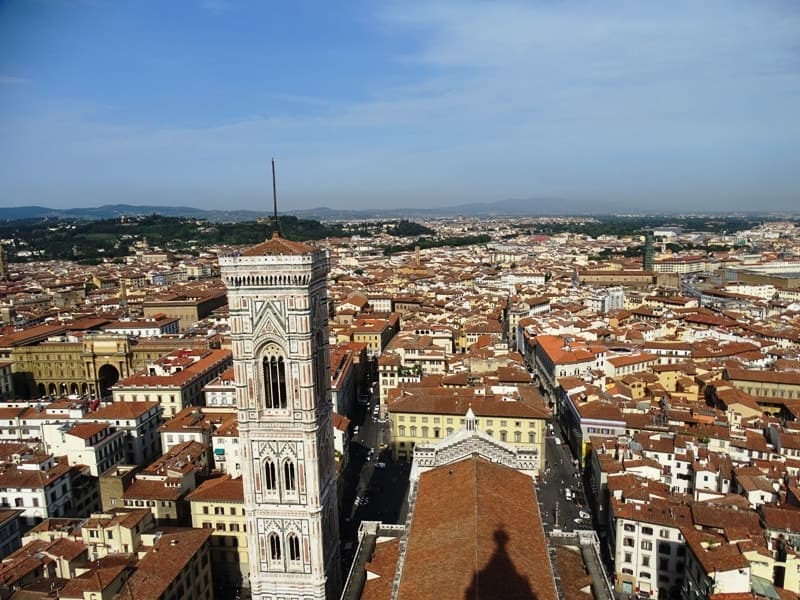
<box><xmin>1</xmin><ymin>1</ymin><xmax>798</xmax><ymax>214</ymax></box>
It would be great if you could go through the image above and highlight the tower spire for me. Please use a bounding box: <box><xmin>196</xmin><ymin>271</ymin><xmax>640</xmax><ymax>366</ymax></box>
<box><xmin>272</xmin><ymin>157</ymin><xmax>282</xmax><ymax>238</ymax></box>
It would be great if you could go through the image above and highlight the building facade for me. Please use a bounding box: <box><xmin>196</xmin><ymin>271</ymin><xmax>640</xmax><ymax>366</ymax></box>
<box><xmin>220</xmin><ymin>232</ymin><xmax>341</xmax><ymax>599</ymax></box>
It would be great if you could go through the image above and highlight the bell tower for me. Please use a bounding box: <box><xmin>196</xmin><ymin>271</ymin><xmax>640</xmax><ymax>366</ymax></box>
<box><xmin>219</xmin><ymin>231</ymin><xmax>341</xmax><ymax>599</ymax></box>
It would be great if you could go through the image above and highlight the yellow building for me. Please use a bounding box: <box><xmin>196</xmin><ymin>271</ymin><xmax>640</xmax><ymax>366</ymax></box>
<box><xmin>116</xmin><ymin>528</ymin><xmax>214</xmax><ymax>600</ymax></box>
<box><xmin>186</xmin><ymin>475</ymin><xmax>248</xmax><ymax>593</ymax></box>
<box><xmin>387</xmin><ymin>384</ymin><xmax>550</xmax><ymax>466</ymax></box>
<box><xmin>0</xmin><ymin>360</ymin><xmax>14</xmax><ymax>400</ymax></box>
<box><xmin>143</xmin><ymin>286</ymin><xmax>227</xmax><ymax>332</ymax></box>
<box><xmin>725</xmin><ymin>367</ymin><xmax>800</xmax><ymax>400</ymax></box>
<box><xmin>7</xmin><ymin>512</ymin><xmax>213</xmax><ymax>600</ymax></box>
<box><xmin>112</xmin><ymin>348</ymin><xmax>232</xmax><ymax>418</ymax></box>
<box><xmin>12</xmin><ymin>334</ymin><xmax>136</xmax><ymax>399</ymax></box>
<box><xmin>742</xmin><ymin>544</ymin><xmax>800</xmax><ymax>594</ymax></box>
<box><xmin>10</xmin><ymin>331</ymin><xmax>218</xmax><ymax>401</ymax></box>
<box><xmin>80</xmin><ymin>508</ymin><xmax>154</xmax><ymax>559</ymax></box>
<box><xmin>351</xmin><ymin>315</ymin><xmax>399</xmax><ymax>357</ymax></box>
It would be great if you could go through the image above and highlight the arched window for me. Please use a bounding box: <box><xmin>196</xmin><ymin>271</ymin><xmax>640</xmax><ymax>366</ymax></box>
<box><xmin>288</xmin><ymin>533</ymin><xmax>301</xmax><ymax>561</ymax></box>
<box><xmin>528</xmin><ymin>432</ymin><xmax>536</xmax><ymax>444</ymax></box>
<box><xmin>398</xmin><ymin>425</ymin><xmax>406</xmax><ymax>437</ymax></box>
<box><xmin>264</xmin><ymin>459</ymin><xmax>277</xmax><ymax>490</ymax></box>
<box><xmin>269</xmin><ymin>532</ymin><xmax>281</xmax><ymax>561</ymax></box>
<box><xmin>410</xmin><ymin>426</ymin><xmax>417</xmax><ymax>438</ymax></box>
<box><xmin>263</xmin><ymin>354</ymin><xmax>287</xmax><ymax>409</ymax></box>
<box><xmin>283</xmin><ymin>460</ymin><xmax>296</xmax><ymax>491</ymax></box>
<box><xmin>500</xmin><ymin>430</ymin><xmax>508</xmax><ymax>442</ymax></box>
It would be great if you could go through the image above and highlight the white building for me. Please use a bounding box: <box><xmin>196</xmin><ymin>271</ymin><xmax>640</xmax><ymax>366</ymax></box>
<box><xmin>0</xmin><ymin>400</ymin><xmax>162</xmax><ymax>469</ymax></box>
<box><xmin>212</xmin><ymin>421</ymin><xmax>242</xmax><ymax>478</ymax></box>
<box><xmin>202</xmin><ymin>367</ymin><xmax>236</xmax><ymax>407</ymax></box>
<box><xmin>42</xmin><ymin>421</ymin><xmax>125</xmax><ymax>477</ymax></box>
<box><xmin>102</xmin><ymin>316</ymin><xmax>180</xmax><ymax>337</ymax></box>
<box><xmin>89</xmin><ymin>401</ymin><xmax>163</xmax><ymax>467</ymax></box>
<box><xmin>220</xmin><ymin>230</ymin><xmax>341</xmax><ymax>599</ymax></box>
<box><xmin>683</xmin><ymin>529</ymin><xmax>751</xmax><ymax>599</ymax></box>
<box><xmin>0</xmin><ymin>453</ymin><xmax>75</xmax><ymax>527</ymax></box>
<box><xmin>612</xmin><ymin>498</ymin><xmax>692</xmax><ymax>598</ymax></box>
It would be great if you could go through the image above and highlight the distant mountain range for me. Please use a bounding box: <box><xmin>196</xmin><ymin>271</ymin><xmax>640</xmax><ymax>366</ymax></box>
<box><xmin>0</xmin><ymin>199</ymin><xmax>781</xmax><ymax>222</ymax></box>
<box><xmin>0</xmin><ymin>198</ymin><xmax>627</xmax><ymax>222</ymax></box>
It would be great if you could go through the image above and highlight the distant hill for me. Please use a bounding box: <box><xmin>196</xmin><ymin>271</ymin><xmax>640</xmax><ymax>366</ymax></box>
<box><xmin>3</xmin><ymin>200</ymin><xmax>583</xmax><ymax>222</ymax></box>
<box><xmin>0</xmin><ymin>204</ymin><xmax>270</xmax><ymax>222</ymax></box>
<box><xmin>0</xmin><ymin>198</ymin><xmax>774</xmax><ymax>222</ymax></box>
<box><xmin>267</xmin><ymin>197</ymin><xmax>631</xmax><ymax>220</ymax></box>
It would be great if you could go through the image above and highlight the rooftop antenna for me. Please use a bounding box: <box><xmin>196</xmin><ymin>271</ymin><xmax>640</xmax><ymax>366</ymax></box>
<box><xmin>271</xmin><ymin>157</ymin><xmax>282</xmax><ymax>237</ymax></box>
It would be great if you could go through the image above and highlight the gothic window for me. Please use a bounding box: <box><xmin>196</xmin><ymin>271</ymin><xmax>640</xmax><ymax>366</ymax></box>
<box><xmin>283</xmin><ymin>460</ymin><xmax>296</xmax><ymax>491</ymax></box>
<box><xmin>264</xmin><ymin>459</ymin><xmax>277</xmax><ymax>490</ymax></box>
<box><xmin>314</xmin><ymin>330</ymin><xmax>328</xmax><ymax>398</ymax></box>
<box><xmin>288</xmin><ymin>533</ymin><xmax>301</xmax><ymax>561</ymax></box>
<box><xmin>268</xmin><ymin>532</ymin><xmax>281</xmax><ymax>561</ymax></box>
<box><xmin>263</xmin><ymin>354</ymin><xmax>287</xmax><ymax>409</ymax></box>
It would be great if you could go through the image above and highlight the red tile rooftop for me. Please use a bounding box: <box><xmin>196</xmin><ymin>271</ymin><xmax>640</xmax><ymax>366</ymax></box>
<box><xmin>114</xmin><ymin>528</ymin><xmax>212</xmax><ymax>600</ymax></box>
<box><xmin>185</xmin><ymin>474</ymin><xmax>243</xmax><ymax>503</ymax></box>
<box><xmin>360</xmin><ymin>537</ymin><xmax>401</xmax><ymax>600</ymax></box>
<box><xmin>239</xmin><ymin>232</ymin><xmax>313</xmax><ymax>256</ymax></box>
<box><xmin>397</xmin><ymin>457</ymin><xmax>556</xmax><ymax>600</ymax></box>
<box><xmin>67</xmin><ymin>421</ymin><xmax>111</xmax><ymax>440</ymax></box>
<box><xmin>535</xmin><ymin>334</ymin><xmax>604</xmax><ymax>365</ymax></box>
<box><xmin>91</xmin><ymin>401</ymin><xmax>160</xmax><ymax>420</ymax></box>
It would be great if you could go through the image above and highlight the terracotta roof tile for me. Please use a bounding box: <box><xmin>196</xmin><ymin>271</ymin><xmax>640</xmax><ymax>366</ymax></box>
<box><xmin>240</xmin><ymin>233</ymin><xmax>313</xmax><ymax>256</ymax></box>
<box><xmin>185</xmin><ymin>475</ymin><xmax>243</xmax><ymax>503</ymax></box>
<box><xmin>397</xmin><ymin>457</ymin><xmax>557</xmax><ymax>600</ymax></box>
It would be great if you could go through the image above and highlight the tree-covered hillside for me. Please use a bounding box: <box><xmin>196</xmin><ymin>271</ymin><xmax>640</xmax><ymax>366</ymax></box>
<box><xmin>0</xmin><ymin>215</ymin><xmax>347</xmax><ymax>263</ymax></box>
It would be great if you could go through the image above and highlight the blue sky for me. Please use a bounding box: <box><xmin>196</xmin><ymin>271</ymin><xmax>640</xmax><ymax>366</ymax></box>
<box><xmin>1</xmin><ymin>1</ymin><xmax>798</xmax><ymax>212</ymax></box>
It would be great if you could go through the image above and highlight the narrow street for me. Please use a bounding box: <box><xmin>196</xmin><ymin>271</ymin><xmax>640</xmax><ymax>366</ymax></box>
<box><xmin>338</xmin><ymin>388</ymin><xmax>409</xmax><ymax>573</ymax></box>
<box><xmin>536</xmin><ymin>425</ymin><xmax>590</xmax><ymax>533</ymax></box>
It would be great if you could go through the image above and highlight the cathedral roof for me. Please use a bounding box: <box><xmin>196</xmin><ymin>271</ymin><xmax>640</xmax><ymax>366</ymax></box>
<box><xmin>241</xmin><ymin>232</ymin><xmax>313</xmax><ymax>256</ymax></box>
<box><xmin>396</xmin><ymin>456</ymin><xmax>557</xmax><ymax>600</ymax></box>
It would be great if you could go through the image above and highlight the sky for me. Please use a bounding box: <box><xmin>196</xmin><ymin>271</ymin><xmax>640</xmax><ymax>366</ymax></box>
<box><xmin>1</xmin><ymin>0</ymin><xmax>799</xmax><ymax>213</ymax></box>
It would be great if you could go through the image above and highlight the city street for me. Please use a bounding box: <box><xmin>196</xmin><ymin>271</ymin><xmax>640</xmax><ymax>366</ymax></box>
<box><xmin>536</xmin><ymin>424</ymin><xmax>591</xmax><ymax>533</ymax></box>
<box><xmin>338</xmin><ymin>389</ymin><xmax>409</xmax><ymax>572</ymax></box>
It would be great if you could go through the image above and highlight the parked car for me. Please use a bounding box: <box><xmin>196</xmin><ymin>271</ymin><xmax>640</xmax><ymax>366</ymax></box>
<box><xmin>375</xmin><ymin>462</ymin><xmax>386</xmax><ymax>469</ymax></box>
<box><xmin>579</xmin><ymin>510</ymin><xmax>590</xmax><ymax>520</ymax></box>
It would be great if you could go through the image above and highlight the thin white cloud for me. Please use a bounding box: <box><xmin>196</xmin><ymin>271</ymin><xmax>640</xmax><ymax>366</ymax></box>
<box><xmin>201</xmin><ymin>0</ymin><xmax>232</xmax><ymax>16</ymax></box>
<box><xmin>0</xmin><ymin>75</ymin><xmax>31</xmax><ymax>85</ymax></box>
